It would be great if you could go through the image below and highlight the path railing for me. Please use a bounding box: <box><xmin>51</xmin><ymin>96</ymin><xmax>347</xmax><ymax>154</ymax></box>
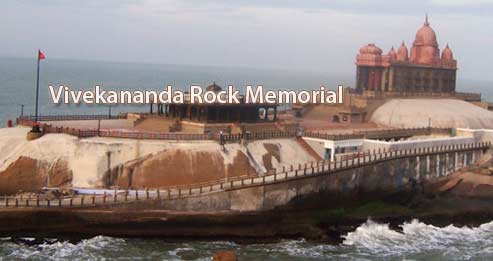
<box><xmin>0</xmin><ymin>142</ymin><xmax>488</xmax><ymax>209</ymax></box>
<box><xmin>303</xmin><ymin>127</ymin><xmax>452</xmax><ymax>141</ymax></box>
<box><xmin>99</xmin><ymin>130</ymin><xmax>214</xmax><ymax>140</ymax></box>
<box><xmin>15</xmin><ymin>116</ymin><xmax>453</xmax><ymax>142</ymax></box>
<box><xmin>17</xmin><ymin>115</ymin><xmax>126</xmax><ymax>122</ymax></box>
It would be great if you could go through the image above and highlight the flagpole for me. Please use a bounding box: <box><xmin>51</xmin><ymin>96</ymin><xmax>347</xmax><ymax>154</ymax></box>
<box><xmin>35</xmin><ymin>49</ymin><xmax>40</xmax><ymax>123</ymax></box>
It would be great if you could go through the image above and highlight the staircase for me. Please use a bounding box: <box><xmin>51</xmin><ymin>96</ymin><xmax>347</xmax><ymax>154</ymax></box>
<box><xmin>296</xmin><ymin>138</ymin><xmax>323</xmax><ymax>161</ymax></box>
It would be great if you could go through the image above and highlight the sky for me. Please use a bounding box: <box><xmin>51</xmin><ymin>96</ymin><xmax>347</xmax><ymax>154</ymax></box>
<box><xmin>2</xmin><ymin>0</ymin><xmax>493</xmax><ymax>81</ymax></box>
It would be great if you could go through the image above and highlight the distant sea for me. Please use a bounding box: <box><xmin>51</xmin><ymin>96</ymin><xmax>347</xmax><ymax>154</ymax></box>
<box><xmin>0</xmin><ymin>57</ymin><xmax>354</xmax><ymax>125</ymax></box>
<box><xmin>1</xmin><ymin>56</ymin><xmax>492</xmax><ymax>125</ymax></box>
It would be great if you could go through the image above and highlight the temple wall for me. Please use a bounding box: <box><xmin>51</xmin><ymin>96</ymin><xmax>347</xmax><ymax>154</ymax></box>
<box><xmin>357</xmin><ymin>64</ymin><xmax>456</xmax><ymax>93</ymax></box>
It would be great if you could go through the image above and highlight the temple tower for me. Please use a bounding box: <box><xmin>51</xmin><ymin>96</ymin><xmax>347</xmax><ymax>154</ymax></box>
<box><xmin>355</xmin><ymin>16</ymin><xmax>457</xmax><ymax>93</ymax></box>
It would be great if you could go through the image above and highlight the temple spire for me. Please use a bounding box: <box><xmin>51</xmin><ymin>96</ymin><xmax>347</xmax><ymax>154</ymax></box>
<box><xmin>425</xmin><ymin>14</ymin><xmax>429</xmax><ymax>26</ymax></box>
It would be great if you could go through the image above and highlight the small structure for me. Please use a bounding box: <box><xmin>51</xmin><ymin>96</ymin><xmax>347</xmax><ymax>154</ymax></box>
<box><xmin>334</xmin><ymin>107</ymin><xmax>367</xmax><ymax>123</ymax></box>
<box><xmin>150</xmin><ymin>83</ymin><xmax>278</xmax><ymax>123</ymax></box>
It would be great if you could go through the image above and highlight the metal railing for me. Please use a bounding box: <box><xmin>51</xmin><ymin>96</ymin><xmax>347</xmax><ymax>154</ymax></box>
<box><xmin>17</xmin><ymin>115</ymin><xmax>126</xmax><ymax>122</ymax></box>
<box><xmin>303</xmin><ymin>127</ymin><xmax>452</xmax><ymax>141</ymax></box>
<box><xmin>16</xmin><ymin>113</ymin><xmax>454</xmax><ymax>142</ymax></box>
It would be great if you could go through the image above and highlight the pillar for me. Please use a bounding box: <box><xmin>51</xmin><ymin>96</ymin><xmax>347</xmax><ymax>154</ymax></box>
<box><xmin>436</xmin><ymin>154</ymin><xmax>440</xmax><ymax>177</ymax></box>
<box><xmin>374</xmin><ymin>68</ymin><xmax>381</xmax><ymax>91</ymax></box>
<box><xmin>426</xmin><ymin>155</ymin><xmax>430</xmax><ymax>178</ymax></box>
<box><xmin>367</xmin><ymin>70</ymin><xmax>373</xmax><ymax>91</ymax></box>
<box><xmin>444</xmin><ymin>153</ymin><xmax>448</xmax><ymax>174</ymax></box>
<box><xmin>454</xmin><ymin>152</ymin><xmax>458</xmax><ymax>171</ymax></box>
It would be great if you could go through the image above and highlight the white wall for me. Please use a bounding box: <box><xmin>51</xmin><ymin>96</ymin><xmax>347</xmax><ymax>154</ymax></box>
<box><xmin>302</xmin><ymin>137</ymin><xmax>364</xmax><ymax>160</ymax></box>
<box><xmin>362</xmin><ymin>136</ymin><xmax>475</xmax><ymax>152</ymax></box>
<box><xmin>456</xmin><ymin>128</ymin><xmax>493</xmax><ymax>143</ymax></box>
<box><xmin>302</xmin><ymin>135</ymin><xmax>479</xmax><ymax>160</ymax></box>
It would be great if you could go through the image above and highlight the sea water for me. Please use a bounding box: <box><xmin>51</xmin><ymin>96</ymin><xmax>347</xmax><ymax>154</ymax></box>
<box><xmin>0</xmin><ymin>57</ymin><xmax>354</xmax><ymax>125</ymax></box>
<box><xmin>0</xmin><ymin>219</ymin><xmax>491</xmax><ymax>260</ymax></box>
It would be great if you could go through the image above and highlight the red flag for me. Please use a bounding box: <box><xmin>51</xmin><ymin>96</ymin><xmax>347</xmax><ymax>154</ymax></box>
<box><xmin>38</xmin><ymin>50</ymin><xmax>45</xmax><ymax>60</ymax></box>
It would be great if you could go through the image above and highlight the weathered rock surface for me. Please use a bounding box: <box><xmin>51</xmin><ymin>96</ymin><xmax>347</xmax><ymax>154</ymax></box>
<box><xmin>0</xmin><ymin>127</ymin><xmax>314</xmax><ymax>193</ymax></box>
<box><xmin>104</xmin><ymin>149</ymin><xmax>256</xmax><ymax>188</ymax></box>
<box><xmin>0</xmin><ymin>157</ymin><xmax>71</xmax><ymax>195</ymax></box>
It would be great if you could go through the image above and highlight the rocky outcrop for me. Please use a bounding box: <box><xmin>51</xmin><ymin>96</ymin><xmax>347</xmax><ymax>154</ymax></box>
<box><xmin>0</xmin><ymin>157</ymin><xmax>72</xmax><ymax>195</ymax></box>
<box><xmin>104</xmin><ymin>149</ymin><xmax>257</xmax><ymax>189</ymax></box>
<box><xmin>0</xmin><ymin>127</ymin><xmax>315</xmax><ymax>191</ymax></box>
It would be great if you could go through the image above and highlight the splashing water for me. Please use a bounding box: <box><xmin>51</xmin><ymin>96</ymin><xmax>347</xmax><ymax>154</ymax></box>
<box><xmin>343</xmin><ymin>219</ymin><xmax>493</xmax><ymax>260</ymax></box>
<box><xmin>0</xmin><ymin>219</ymin><xmax>492</xmax><ymax>260</ymax></box>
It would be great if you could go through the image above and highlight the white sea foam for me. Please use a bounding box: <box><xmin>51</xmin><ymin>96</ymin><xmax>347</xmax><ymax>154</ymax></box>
<box><xmin>343</xmin><ymin>219</ymin><xmax>493</xmax><ymax>259</ymax></box>
<box><xmin>1</xmin><ymin>221</ymin><xmax>492</xmax><ymax>260</ymax></box>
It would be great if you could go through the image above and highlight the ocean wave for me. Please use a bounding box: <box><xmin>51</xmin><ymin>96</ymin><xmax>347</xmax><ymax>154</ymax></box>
<box><xmin>343</xmin><ymin>219</ymin><xmax>493</xmax><ymax>260</ymax></box>
<box><xmin>0</xmin><ymin>235</ymin><xmax>127</xmax><ymax>260</ymax></box>
<box><xmin>0</xmin><ymin>236</ymin><xmax>222</xmax><ymax>260</ymax></box>
<box><xmin>0</xmin><ymin>220</ymin><xmax>492</xmax><ymax>260</ymax></box>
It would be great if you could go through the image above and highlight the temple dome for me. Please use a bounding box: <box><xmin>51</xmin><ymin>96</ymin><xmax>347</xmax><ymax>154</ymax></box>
<box><xmin>397</xmin><ymin>41</ymin><xmax>409</xmax><ymax>61</ymax></box>
<box><xmin>206</xmin><ymin>82</ymin><xmax>222</xmax><ymax>92</ymax></box>
<box><xmin>442</xmin><ymin>44</ymin><xmax>454</xmax><ymax>60</ymax></box>
<box><xmin>410</xmin><ymin>16</ymin><xmax>441</xmax><ymax>64</ymax></box>
<box><xmin>359</xmin><ymin>44</ymin><xmax>382</xmax><ymax>55</ymax></box>
<box><xmin>413</xmin><ymin>16</ymin><xmax>438</xmax><ymax>47</ymax></box>
<box><xmin>371</xmin><ymin>99</ymin><xmax>493</xmax><ymax>129</ymax></box>
<box><xmin>388</xmin><ymin>47</ymin><xmax>397</xmax><ymax>60</ymax></box>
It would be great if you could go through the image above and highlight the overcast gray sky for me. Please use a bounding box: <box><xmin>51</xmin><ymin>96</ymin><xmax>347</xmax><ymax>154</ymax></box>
<box><xmin>2</xmin><ymin>0</ymin><xmax>493</xmax><ymax>80</ymax></box>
